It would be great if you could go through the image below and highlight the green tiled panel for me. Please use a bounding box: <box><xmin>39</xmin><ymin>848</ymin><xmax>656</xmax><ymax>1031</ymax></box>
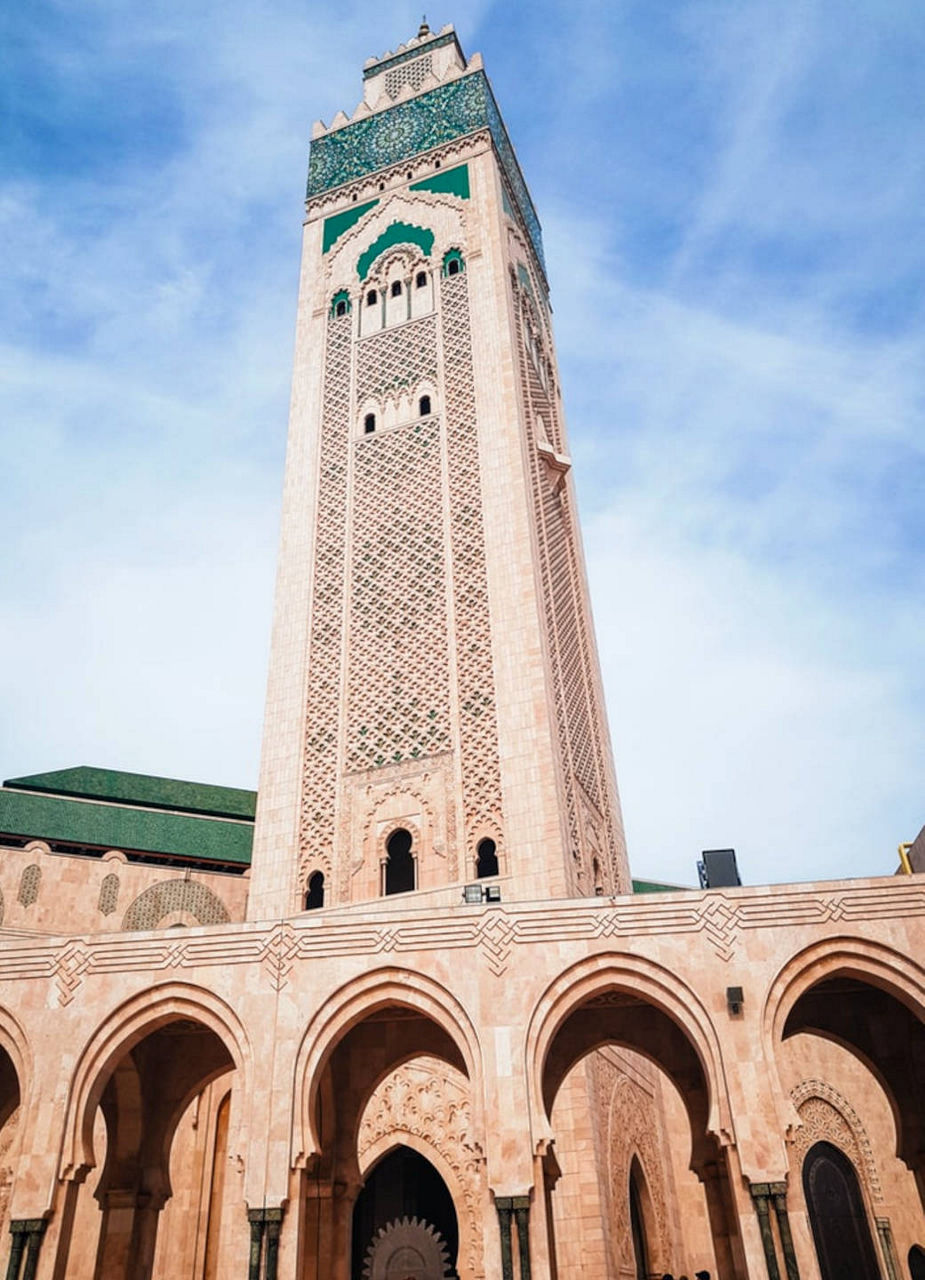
<box><xmin>5</xmin><ymin>767</ymin><xmax>256</xmax><ymax>820</ymax></box>
<box><xmin>357</xmin><ymin>221</ymin><xmax>435</xmax><ymax>279</ymax></box>
<box><xmin>322</xmin><ymin>198</ymin><xmax>379</xmax><ymax>254</ymax></box>
<box><xmin>307</xmin><ymin>71</ymin><xmax>545</xmax><ymax>276</ymax></box>
<box><xmin>0</xmin><ymin>791</ymin><xmax>254</xmax><ymax>864</ymax></box>
<box><xmin>409</xmin><ymin>163</ymin><xmax>470</xmax><ymax>199</ymax></box>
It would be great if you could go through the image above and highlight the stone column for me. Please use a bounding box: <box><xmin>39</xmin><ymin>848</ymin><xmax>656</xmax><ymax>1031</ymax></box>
<box><xmin>770</xmin><ymin>1184</ymin><xmax>799</xmax><ymax>1280</ymax></box>
<box><xmin>875</xmin><ymin>1217</ymin><xmax>899</xmax><ymax>1280</ymax></box>
<box><xmin>495</xmin><ymin>1199</ymin><xmax>514</xmax><ymax>1280</ymax></box>
<box><xmin>4</xmin><ymin>1221</ymin><xmax>46</xmax><ymax>1280</ymax></box>
<box><xmin>246</xmin><ymin>1207</ymin><xmax>284</xmax><ymax>1280</ymax></box>
<box><xmin>496</xmin><ymin>1197</ymin><xmax>531</xmax><ymax>1280</ymax></box>
<box><xmin>750</xmin><ymin>1185</ymin><xmax>781</xmax><ymax>1280</ymax></box>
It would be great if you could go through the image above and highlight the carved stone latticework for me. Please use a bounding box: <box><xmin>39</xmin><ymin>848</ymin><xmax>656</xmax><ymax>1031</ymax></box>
<box><xmin>299</xmin><ymin>314</ymin><xmax>352</xmax><ymax>879</ymax></box>
<box><xmin>590</xmin><ymin>1051</ymin><xmax>671</xmax><ymax>1276</ymax></box>
<box><xmin>790</xmin><ymin>1079</ymin><xmax>883</xmax><ymax>1203</ymax></box>
<box><xmin>441</xmin><ymin>270</ymin><xmax>504</xmax><ymax>860</ymax></box>
<box><xmin>359</xmin><ymin>1057</ymin><xmax>484</xmax><ymax>1278</ymax></box>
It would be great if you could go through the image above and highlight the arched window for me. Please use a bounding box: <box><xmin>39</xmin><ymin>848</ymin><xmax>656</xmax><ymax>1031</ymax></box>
<box><xmin>335</xmin><ymin>299</ymin><xmax>347</xmax><ymax>317</ymax></box>
<box><xmin>305</xmin><ymin>871</ymin><xmax>324</xmax><ymax>911</ymax></box>
<box><xmin>385</xmin><ymin>828</ymin><xmax>415</xmax><ymax>895</ymax></box>
<box><xmin>415</xmin><ymin>271</ymin><xmax>428</xmax><ymax>289</ymax></box>
<box><xmin>366</xmin><ymin>289</ymin><xmax>378</xmax><ymax>306</ymax></box>
<box><xmin>364</xmin><ymin>413</ymin><xmax>376</xmax><ymax>434</ymax></box>
<box><xmin>390</xmin><ymin>280</ymin><xmax>402</xmax><ymax>297</ymax></box>
<box><xmin>803</xmin><ymin>1141</ymin><xmax>880</xmax><ymax>1280</ymax></box>
<box><xmin>419</xmin><ymin>395</ymin><xmax>431</xmax><ymax>417</ymax></box>
<box><xmin>330</xmin><ymin>289</ymin><xmax>351</xmax><ymax>319</ymax></box>
<box><xmin>442</xmin><ymin>249</ymin><xmax>465</xmax><ymax>278</ymax></box>
<box><xmin>909</xmin><ymin>1245</ymin><xmax>925</xmax><ymax>1280</ymax></box>
<box><xmin>476</xmin><ymin>838</ymin><xmax>498</xmax><ymax>879</ymax></box>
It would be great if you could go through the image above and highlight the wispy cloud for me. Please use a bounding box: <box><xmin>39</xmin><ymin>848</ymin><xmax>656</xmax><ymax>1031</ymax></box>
<box><xmin>2</xmin><ymin>1</ymin><xmax>922</xmax><ymax>885</ymax></box>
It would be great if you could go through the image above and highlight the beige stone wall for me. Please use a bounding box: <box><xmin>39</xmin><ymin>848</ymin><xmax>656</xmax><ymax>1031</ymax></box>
<box><xmin>0</xmin><ymin>875</ymin><xmax>916</xmax><ymax>1278</ymax></box>
<box><xmin>0</xmin><ymin>839</ymin><xmax>247</xmax><ymax>937</ymax></box>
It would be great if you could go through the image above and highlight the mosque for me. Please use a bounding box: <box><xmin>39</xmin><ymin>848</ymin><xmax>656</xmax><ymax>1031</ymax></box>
<box><xmin>0</xmin><ymin>21</ymin><xmax>923</xmax><ymax>1280</ymax></box>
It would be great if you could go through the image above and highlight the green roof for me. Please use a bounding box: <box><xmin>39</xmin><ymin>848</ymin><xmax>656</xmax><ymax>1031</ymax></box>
<box><xmin>4</xmin><ymin>767</ymin><xmax>256</xmax><ymax>820</ymax></box>
<box><xmin>631</xmin><ymin>878</ymin><xmax>688</xmax><ymax>894</ymax></box>
<box><xmin>0</xmin><ymin>788</ymin><xmax>253</xmax><ymax>866</ymax></box>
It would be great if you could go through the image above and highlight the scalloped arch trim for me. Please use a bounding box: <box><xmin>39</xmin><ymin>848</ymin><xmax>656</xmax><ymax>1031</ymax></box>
<box><xmin>358</xmin><ymin>221</ymin><xmax>434</xmax><ymax>280</ymax></box>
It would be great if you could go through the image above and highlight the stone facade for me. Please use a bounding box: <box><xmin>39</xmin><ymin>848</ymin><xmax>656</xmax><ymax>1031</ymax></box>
<box><xmin>0</xmin><ymin>22</ymin><xmax>922</xmax><ymax>1280</ymax></box>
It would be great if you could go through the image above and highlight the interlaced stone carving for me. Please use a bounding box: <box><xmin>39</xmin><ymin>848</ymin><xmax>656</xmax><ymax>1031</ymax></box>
<box><xmin>513</xmin><ymin>277</ymin><xmax>626</xmax><ymax>892</ymax></box>
<box><xmin>441</xmin><ymin>270</ymin><xmax>505</xmax><ymax>858</ymax></box>
<box><xmin>385</xmin><ymin>54</ymin><xmax>433</xmax><ymax>100</ymax></box>
<box><xmin>359</xmin><ymin>1057</ymin><xmax>483</xmax><ymax>1277</ymax></box>
<box><xmin>17</xmin><ymin>865</ymin><xmax>40</xmax><ymax>909</ymax></box>
<box><xmin>98</xmin><ymin>873</ymin><xmax>120</xmax><ymax>916</ymax></box>
<box><xmin>299</xmin><ymin>314</ymin><xmax>352</xmax><ymax>877</ymax></box>
<box><xmin>790</xmin><ymin>1079</ymin><xmax>882</xmax><ymax>1202</ymax></box>
<box><xmin>356</xmin><ymin>314</ymin><xmax>438</xmax><ymax>402</ymax></box>
<box><xmin>347</xmin><ymin>417</ymin><xmax>450</xmax><ymax>771</ymax></box>
<box><xmin>121</xmin><ymin>879</ymin><xmax>230</xmax><ymax>931</ymax></box>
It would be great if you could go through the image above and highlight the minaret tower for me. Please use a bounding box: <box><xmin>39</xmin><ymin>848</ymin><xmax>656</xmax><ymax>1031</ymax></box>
<box><xmin>249</xmin><ymin>22</ymin><xmax>628</xmax><ymax>920</ymax></box>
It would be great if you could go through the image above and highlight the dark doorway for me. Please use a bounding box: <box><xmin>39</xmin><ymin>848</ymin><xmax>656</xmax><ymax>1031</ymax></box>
<box><xmin>476</xmin><ymin>838</ymin><xmax>498</xmax><ymax>879</ymax></box>
<box><xmin>910</xmin><ymin>1245</ymin><xmax>925</xmax><ymax>1280</ymax></box>
<box><xmin>385</xmin><ymin>828</ymin><xmax>415</xmax><ymax>895</ymax></box>
<box><xmin>305</xmin><ymin>871</ymin><xmax>324</xmax><ymax>911</ymax></box>
<box><xmin>803</xmin><ymin>1141</ymin><xmax>880</xmax><ymax>1280</ymax></box>
<box><xmin>351</xmin><ymin>1146</ymin><xmax>458</xmax><ymax>1280</ymax></box>
<box><xmin>629</xmin><ymin>1161</ymin><xmax>649</xmax><ymax>1280</ymax></box>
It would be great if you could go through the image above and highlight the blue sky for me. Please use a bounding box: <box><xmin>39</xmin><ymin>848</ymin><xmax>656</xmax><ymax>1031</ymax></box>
<box><xmin>2</xmin><ymin>0</ymin><xmax>923</xmax><ymax>886</ymax></box>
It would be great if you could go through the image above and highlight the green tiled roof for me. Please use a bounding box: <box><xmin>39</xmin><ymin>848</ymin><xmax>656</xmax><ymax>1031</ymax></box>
<box><xmin>631</xmin><ymin>878</ymin><xmax>687</xmax><ymax>894</ymax></box>
<box><xmin>0</xmin><ymin>789</ymin><xmax>253</xmax><ymax>866</ymax></box>
<box><xmin>5</xmin><ymin>767</ymin><xmax>256</xmax><ymax>820</ymax></box>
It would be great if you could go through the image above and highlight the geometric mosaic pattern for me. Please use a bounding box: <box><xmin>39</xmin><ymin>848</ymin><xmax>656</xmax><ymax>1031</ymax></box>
<box><xmin>514</xmin><ymin>279</ymin><xmax>626</xmax><ymax>892</ymax></box>
<box><xmin>17</xmin><ymin>864</ymin><xmax>40</xmax><ymax>908</ymax></box>
<box><xmin>299</xmin><ymin>314</ymin><xmax>353</xmax><ymax>876</ymax></box>
<box><xmin>121</xmin><ymin>878</ymin><xmax>230</xmax><ymax>931</ymax></box>
<box><xmin>442</xmin><ymin>271</ymin><xmax>505</xmax><ymax>856</ymax></box>
<box><xmin>356</xmin><ymin>314</ymin><xmax>438</xmax><ymax>403</ymax></box>
<box><xmin>307</xmin><ymin>72</ymin><xmax>545</xmax><ymax>275</ymax></box>
<box><xmin>98</xmin><ymin>872</ymin><xmax>120</xmax><ymax>916</ymax></box>
<box><xmin>347</xmin><ymin>416</ymin><xmax>451</xmax><ymax>770</ymax></box>
<box><xmin>385</xmin><ymin>54</ymin><xmax>433</xmax><ymax>100</ymax></box>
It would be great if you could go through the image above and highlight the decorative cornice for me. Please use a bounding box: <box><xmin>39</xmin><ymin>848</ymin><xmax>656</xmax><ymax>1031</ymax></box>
<box><xmin>363</xmin><ymin>32</ymin><xmax>461</xmax><ymax>80</ymax></box>
<box><xmin>0</xmin><ymin>880</ymin><xmax>921</xmax><ymax>999</ymax></box>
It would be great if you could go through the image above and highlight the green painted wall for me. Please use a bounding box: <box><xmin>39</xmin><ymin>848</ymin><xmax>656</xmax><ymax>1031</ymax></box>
<box><xmin>322</xmin><ymin>199</ymin><xmax>379</xmax><ymax>254</ymax></box>
<box><xmin>357</xmin><ymin>221</ymin><xmax>435</xmax><ymax>280</ymax></box>
<box><xmin>409</xmin><ymin>163</ymin><xmax>470</xmax><ymax>200</ymax></box>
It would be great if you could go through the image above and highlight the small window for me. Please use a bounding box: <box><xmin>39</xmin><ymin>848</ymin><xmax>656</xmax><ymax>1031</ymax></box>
<box><xmin>416</xmin><ymin>272</ymin><xmax>428</xmax><ymax>289</ymax></box>
<box><xmin>366</xmin><ymin>289</ymin><xmax>378</xmax><ymax>306</ymax></box>
<box><xmin>419</xmin><ymin>395</ymin><xmax>431</xmax><ymax>417</ymax></box>
<box><xmin>435</xmin><ymin>160</ymin><xmax>441</xmax><ymax>169</ymax></box>
<box><xmin>385</xmin><ymin>828</ymin><xmax>415</xmax><ymax>895</ymax></box>
<box><xmin>447</xmin><ymin>258</ymin><xmax>460</xmax><ymax>276</ymax></box>
<box><xmin>305</xmin><ymin>871</ymin><xmax>324</xmax><ymax>911</ymax></box>
<box><xmin>335</xmin><ymin>299</ymin><xmax>347</xmax><ymax>317</ymax></box>
<box><xmin>364</xmin><ymin>413</ymin><xmax>376</xmax><ymax>434</ymax></box>
<box><xmin>476</xmin><ymin>838</ymin><xmax>498</xmax><ymax>879</ymax></box>
<box><xmin>391</xmin><ymin>280</ymin><xmax>402</xmax><ymax>297</ymax></box>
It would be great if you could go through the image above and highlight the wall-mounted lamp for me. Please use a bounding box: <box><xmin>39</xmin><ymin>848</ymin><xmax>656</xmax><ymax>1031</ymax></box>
<box><xmin>485</xmin><ymin>885</ymin><xmax>502</xmax><ymax>904</ymax></box>
<box><xmin>726</xmin><ymin>986</ymin><xmax>744</xmax><ymax>1016</ymax></box>
<box><xmin>463</xmin><ymin>884</ymin><xmax>483</xmax><ymax>905</ymax></box>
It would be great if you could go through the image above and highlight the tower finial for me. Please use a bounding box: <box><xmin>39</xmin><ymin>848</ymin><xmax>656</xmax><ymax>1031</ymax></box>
<box><xmin>418</xmin><ymin>15</ymin><xmax>430</xmax><ymax>38</ymax></box>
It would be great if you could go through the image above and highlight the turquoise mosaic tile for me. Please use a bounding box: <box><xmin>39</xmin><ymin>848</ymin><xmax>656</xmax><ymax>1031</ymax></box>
<box><xmin>307</xmin><ymin>71</ymin><xmax>545</xmax><ymax>276</ymax></box>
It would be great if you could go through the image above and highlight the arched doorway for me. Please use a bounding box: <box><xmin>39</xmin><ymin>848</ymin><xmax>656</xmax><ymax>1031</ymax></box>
<box><xmin>803</xmin><ymin>1141</ymin><xmax>880</xmax><ymax>1280</ymax></box>
<box><xmin>66</xmin><ymin>1016</ymin><xmax>236</xmax><ymax>1279</ymax></box>
<box><xmin>629</xmin><ymin>1157</ymin><xmax>651</xmax><ymax>1280</ymax></box>
<box><xmin>385</xmin><ymin>829</ymin><xmax>415</xmax><ymax>895</ymax></box>
<box><xmin>535</xmin><ymin>976</ymin><xmax>733</xmax><ymax>1280</ymax></box>
<box><xmin>352</xmin><ymin>1147</ymin><xmax>458</xmax><ymax>1280</ymax></box>
<box><xmin>909</xmin><ymin>1244</ymin><xmax>925</xmax><ymax>1280</ymax></box>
